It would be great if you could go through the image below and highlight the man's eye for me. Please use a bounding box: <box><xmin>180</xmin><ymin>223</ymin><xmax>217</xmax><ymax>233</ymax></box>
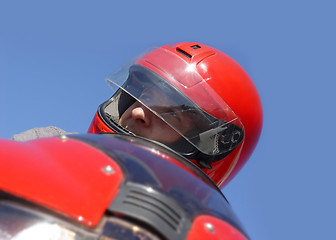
<box><xmin>170</xmin><ymin>111</ymin><xmax>178</xmax><ymax>117</ymax></box>
<box><xmin>164</xmin><ymin>110</ymin><xmax>181</xmax><ymax>121</ymax></box>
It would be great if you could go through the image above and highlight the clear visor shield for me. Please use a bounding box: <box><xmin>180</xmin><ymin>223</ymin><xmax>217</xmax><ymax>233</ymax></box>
<box><xmin>105</xmin><ymin>48</ymin><xmax>244</xmax><ymax>157</ymax></box>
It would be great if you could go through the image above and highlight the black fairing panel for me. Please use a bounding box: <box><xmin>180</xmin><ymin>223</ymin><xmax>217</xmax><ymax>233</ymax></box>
<box><xmin>70</xmin><ymin>133</ymin><xmax>247</xmax><ymax>240</ymax></box>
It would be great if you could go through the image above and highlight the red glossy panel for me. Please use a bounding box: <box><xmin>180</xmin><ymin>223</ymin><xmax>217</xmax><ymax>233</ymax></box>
<box><xmin>186</xmin><ymin>215</ymin><xmax>247</xmax><ymax>240</ymax></box>
<box><xmin>0</xmin><ymin>137</ymin><xmax>123</xmax><ymax>226</ymax></box>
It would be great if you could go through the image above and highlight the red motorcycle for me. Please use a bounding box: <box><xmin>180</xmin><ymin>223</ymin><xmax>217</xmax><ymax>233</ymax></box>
<box><xmin>0</xmin><ymin>133</ymin><xmax>248</xmax><ymax>239</ymax></box>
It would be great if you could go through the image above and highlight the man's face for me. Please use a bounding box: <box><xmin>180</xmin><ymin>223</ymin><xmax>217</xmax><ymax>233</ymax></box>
<box><xmin>118</xmin><ymin>88</ymin><xmax>195</xmax><ymax>144</ymax></box>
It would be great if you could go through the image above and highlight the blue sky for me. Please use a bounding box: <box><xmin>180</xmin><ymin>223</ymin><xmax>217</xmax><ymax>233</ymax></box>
<box><xmin>1</xmin><ymin>1</ymin><xmax>335</xmax><ymax>239</ymax></box>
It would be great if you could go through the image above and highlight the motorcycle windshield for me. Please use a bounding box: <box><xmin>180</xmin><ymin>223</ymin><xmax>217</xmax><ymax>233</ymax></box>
<box><xmin>0</xmin><ymin>201</ymin><xmax>160</xmax><ymax>240</ymax></box>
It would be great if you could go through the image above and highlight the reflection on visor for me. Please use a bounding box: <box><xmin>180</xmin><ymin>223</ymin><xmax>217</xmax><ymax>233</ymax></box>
<box><xmin>0</xmin><ymin>202</ymin><xmax>160</xmax><ymax>240</ymax></box>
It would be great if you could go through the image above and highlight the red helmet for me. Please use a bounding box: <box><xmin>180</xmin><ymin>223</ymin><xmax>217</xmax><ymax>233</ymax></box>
<box><xmin>89</xmin><ymin>42</ymin><xmax>263</xmax><ymax>188</ymax></box>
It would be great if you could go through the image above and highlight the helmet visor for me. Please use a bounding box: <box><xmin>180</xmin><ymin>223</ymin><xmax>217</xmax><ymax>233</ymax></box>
<box><xmin>104</xmin><ymin>49</ymin><xmax>244</xmax><ymax>157</ymax></box>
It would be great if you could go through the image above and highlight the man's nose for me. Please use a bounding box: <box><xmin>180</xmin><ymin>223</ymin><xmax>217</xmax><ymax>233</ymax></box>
<box><xmin>131</xmin><ymin>105</ymin><xmax>151</xmax><ymax>127</ymax></box>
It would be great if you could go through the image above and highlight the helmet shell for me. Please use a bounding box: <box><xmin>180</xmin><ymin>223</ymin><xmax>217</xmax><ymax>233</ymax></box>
<box><xmin>89</xmin><ymin>42</ymin><xmax>263</xmax><ymax>188</ymax></box>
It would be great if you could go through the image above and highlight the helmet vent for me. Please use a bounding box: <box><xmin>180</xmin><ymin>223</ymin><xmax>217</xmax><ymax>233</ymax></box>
<box><xmin>191</xmin><ymin>44</ymin><xmax>201</xmax><ymax>49</ymax></box>
<box><xmin>109</xmin><ymin>183</ymin><xmax>191</xmax><ymax>240</ymax></box>
<box><xmin>176</xmin><ymin>48</ymin><xmax>192</xmax><ymax>58</ymax></box>
<box><xmin>124</xmin><ymin>189</ymin><xmax>183</xmax><ymax>231</ymax></box>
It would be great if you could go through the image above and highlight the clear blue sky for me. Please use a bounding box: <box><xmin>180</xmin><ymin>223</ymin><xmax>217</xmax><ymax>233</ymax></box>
<box><xmin>1</xmin><ymin>1</ymin><xmax>335</xmax><ymax>239</ymax></box>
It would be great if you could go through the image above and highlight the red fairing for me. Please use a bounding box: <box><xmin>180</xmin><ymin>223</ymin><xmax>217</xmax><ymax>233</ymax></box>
<box><xmin>186</xmin><ymin>215</ymin><xmax>247</xmax><ymax>240</ymax></box>
<box><xmin>0</xmin><ymin>134</ymin><xmax>250</xmax><ymax>239</ymax></box>
<box><xmin>0</xmin><ymin>137</ymin><xmax>123</xmax><ymax>227</ymax></box>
